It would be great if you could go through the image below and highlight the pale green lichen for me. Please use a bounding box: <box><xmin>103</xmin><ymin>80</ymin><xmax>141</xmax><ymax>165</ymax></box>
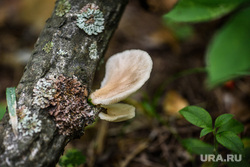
<box><xmin>43</xmin><ymin>42</ymin><xmax>54</xmax><ymax>53</ymax></box>
<box><xmin>56</xmin><ymin>0</ymin><xmax>71</xmax><ymax>17</ymax></box>
<box><xmin>89</xmin><ymin>42</ymin><xmax>98</xmax><ymax>60</ymax></box>
<box><xmin>33</xmin><ymin>76</ymin><xmax>57</xmax><ymax>108</ymax></box>
<box><xmin>76</xmin><ymin>3</ymin><xmax>104</xmax><ymax>35</ymax></box>
<box><xmin>17</xmin><ymin>106</ymin><xmax>42</xmax><ymax>136</ymax></box>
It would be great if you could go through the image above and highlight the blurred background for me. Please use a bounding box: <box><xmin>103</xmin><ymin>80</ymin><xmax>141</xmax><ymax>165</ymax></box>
<box><xmin>1</xmin><ymin>0</ymin><xmax>250</xmax><ymax>166</ymax></box>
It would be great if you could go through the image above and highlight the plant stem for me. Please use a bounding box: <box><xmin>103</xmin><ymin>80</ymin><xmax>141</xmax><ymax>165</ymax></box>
<box><xmin>152</xmin><ymin>67</ymin><xmax>207</xmax><ymax>107</ymax></box>
<box><xmin>140</xmin><ymin>68</ymin><xmax>207</xmax><ymax>142</ymax></box>
<box><xmin>213</xmin><ymin>130</ymin><xmax>219</xmax><ymax>167</ymax></box>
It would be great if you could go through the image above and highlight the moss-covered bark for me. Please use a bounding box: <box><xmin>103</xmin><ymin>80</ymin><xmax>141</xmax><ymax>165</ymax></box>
<box><xmin>0</xmin><ymin>0</ymin><xmax>128</xmax><ymax>166</ymax></box>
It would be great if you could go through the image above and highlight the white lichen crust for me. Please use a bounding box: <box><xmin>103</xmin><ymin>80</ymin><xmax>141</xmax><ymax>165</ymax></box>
<box><xmin>89</xmin><ymin>42</ymin><xmax>98</xmax><ymax>60</ymax></box>
<box><xmin>33</xmin><ymin>76</ymin><xmax>56</xmax><ymax>108</ymax></box>
<box><xmin>17</xmin><ymin>107</ymin><xmax>42</xmax><ymax>136</ymax></box>
<box><xmin>76</xmin><ymin>3</ymin><xmax>105</xmax><ymax>35</ymax></box>
<box><xmin>57</xmin><ymin>49</ymin><xmax>68</xmax><ymax>55</ymax></box>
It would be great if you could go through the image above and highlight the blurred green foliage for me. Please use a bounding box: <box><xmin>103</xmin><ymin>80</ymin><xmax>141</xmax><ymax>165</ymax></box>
<box><xmin>181</xmin><ymin>138</ymin><xmax>214</xmax><ymax>155</ymax></box>
<box><xmin>163</xmin><ymin>20</ymin><xmax>194</xmax><ymax>40</ymax></box>
<box><xmin>206</xmin><ymin>7</ymin><xmax>250</xmax><ymax>87</ymax></box>
<box><xmin>164</xmin><ymin>0</ymin><xmax>247</xmax><ymax>22</ymax></box>
<box><xmin>164</xmin><ymin>0</ymin><xmax>250</xmax><ymax>87</ymax></box>
<box><xmin>59</xmin><ymin>149</ymin><xmax>86</xmax><ymax>167</ymax></box>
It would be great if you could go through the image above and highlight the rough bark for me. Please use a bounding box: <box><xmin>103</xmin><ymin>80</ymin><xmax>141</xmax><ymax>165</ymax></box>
<box><xmin>0</xmin><ymin>0</ymin><xmax>128</xmax><ymax>166</ymax></box>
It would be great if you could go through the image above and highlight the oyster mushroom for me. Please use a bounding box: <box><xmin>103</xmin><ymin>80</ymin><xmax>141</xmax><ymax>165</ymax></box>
<box><xmin>90</xmin><ymin>49</ymin><xmax>153</xmax><ymax>122</ymax></box>
<box><xmin>99</xmin><ymin>103</ymin><xmax>135</xmax><ymax>122</ymax></box>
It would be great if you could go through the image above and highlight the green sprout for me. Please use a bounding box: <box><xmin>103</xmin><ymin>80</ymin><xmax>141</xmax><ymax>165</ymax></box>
<box><xmin>179</xmin><ymin>106</ymin><xmax>248</xmax><ymax>166</ymax></box>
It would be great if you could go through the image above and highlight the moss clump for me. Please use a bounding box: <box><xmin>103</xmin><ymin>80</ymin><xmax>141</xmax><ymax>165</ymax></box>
<box><xmin>56</xmin><ymin>0</ymin><xmax>71</xmax><ymax>17</ymax></box>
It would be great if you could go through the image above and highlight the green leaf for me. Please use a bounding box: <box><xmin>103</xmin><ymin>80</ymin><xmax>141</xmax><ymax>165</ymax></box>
<box><xmin>217</xmin><ymin>119</ymin><xmax>244</xmax><ymax>134</ymax></box>
<box><xmin>0</xmin><ymin>104</ymin><xmax>6</xmax><ymax>121</ymax></box>
<box><xmin>200</xmin><ymin>127</ymin><xmax>213</xmax><ymax>138</ymax></box>
<box><xmin>6</xmin><ymin>87</ymin><xmax>18</xmax><ymax>136</ymax></box>
<box><xmin>141</xmin><ymin>101</ymin><xmax>157</xmax><ymax>117</ymax></box>
<box><xmin>163</xmin><ymin>20</ymin><xmax>194</xmax><ymax>40</ymax></box>
<box><xmin>216</xmin><ymin>131</ymin><xmax>244</xmax><ymax>154</ymax></box>
<box><xmin>214</xmin><ymin>114</ymin><xmax>234</xmax><ymax>128</ymax></box>
<box><xmin>163</xmin><ymin>0</ymin><xmax>246</xmax><ymax>23</ymax></box>
<box><xmin>182</xmin><ymin>138</ymin><xmax>214</xmax><ymax>154</ymax></box>
<box><xmin>179</xmin><ymin>106</ymin><xmax>212</xmax><ymax>128</ymax></box>
<box><xmin>59</xmin><ymin>149</ymin><xmax>86</xmax><ymax>167</ymax></box>
<box><xmin>6</xmin><ymin>88</ymin><xmax>16</xmax><ymax>117</ymax></box>
<box><xmin>206</xmin><ymin>7</ymin><xmax>250</xmax><ymax>87</ymax></box>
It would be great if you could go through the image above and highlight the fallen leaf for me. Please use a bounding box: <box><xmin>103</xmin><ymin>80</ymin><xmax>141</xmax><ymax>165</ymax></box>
<box><xmin>162</xmin><ymin>90</ymin><xmax>189</xmax><ymax>117</ymax></box>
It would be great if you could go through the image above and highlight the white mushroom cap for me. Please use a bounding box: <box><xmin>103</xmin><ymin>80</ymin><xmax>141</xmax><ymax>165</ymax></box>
<box><xmin>90</xmin><ymin>49</ymin><xmax>153</xmax><ymax>105</ymax></box>
<box><xmin>99</xmin><ymin>103</ymin><xmax>135</xmax><ymax>122</ymax></box>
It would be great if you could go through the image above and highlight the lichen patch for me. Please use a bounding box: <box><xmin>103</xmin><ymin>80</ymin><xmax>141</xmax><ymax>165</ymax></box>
<box><xmin>57</xmin><ymin>49</ymin><xmax>68</xmax><ymax>55</ymax></box>
<box><xmin>42</xmin><ymin>41</ymin><xmax>54</xmax><ymax>53</ymax></box>
<box><xmin>56</xmin><ymin>0</ymin><xmax>71</xmax><ymax>17</ymax></box>
<box><xmin>76</xmin><ymin>3</ymin><xmax>105</xmax><ymax>35</ymax></box>
<box><xmin>33</xmin><ymin>76</ymin><xmax>57</xmax><ymax>109</ymax></box>
<box><xmin>32</xmin><ymin>74</ymin><xmax>96</xmax><ymax>136</ymax></box>
<box><xmin>17</xmin><ymin>106</ymin><xmax>42</xmax><ymax>137</ymax></box>
<box><xmin>89</xmin><ymin>42</ymin><xmax>98</xmax><ymax>60</ymax></box>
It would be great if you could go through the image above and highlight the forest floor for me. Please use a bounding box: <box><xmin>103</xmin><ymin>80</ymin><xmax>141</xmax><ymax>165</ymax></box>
<box><xmin>0</xmin><ymin>0</ymin><xmax>250</xmax><ymax>166</ymax></box>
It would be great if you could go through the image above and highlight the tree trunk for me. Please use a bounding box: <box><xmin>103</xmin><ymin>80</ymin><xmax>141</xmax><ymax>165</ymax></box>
<box><xmin>0</xmin><ymin>0</ymin><xmax>128</xmax><ymax>166</ymax></box>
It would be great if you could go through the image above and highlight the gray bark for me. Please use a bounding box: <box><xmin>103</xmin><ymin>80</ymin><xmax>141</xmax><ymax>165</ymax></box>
<box><xmin>0</xmin><ymin>0</ymin><xmax>128</xmax><ymax>166</ymax></box>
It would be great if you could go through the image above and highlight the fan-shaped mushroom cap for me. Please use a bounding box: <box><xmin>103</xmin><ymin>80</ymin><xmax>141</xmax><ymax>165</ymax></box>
<box><xmin>90</xmin><ymin>49</ymin><xmax>153</xmax><ymax>105</ymax></box>
<box><xmin>99</xmin><ymin>103</ymin><xmax>135</xmax><ymax>122</ymax></box>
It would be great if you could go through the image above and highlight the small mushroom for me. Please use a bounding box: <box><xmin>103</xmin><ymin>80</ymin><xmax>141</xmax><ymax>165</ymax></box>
<box><xmin>90</xmin><ymin>49</ymin><xmax>153</xmax><ymax>105</ymax></box>
<box><xmin>99</xmin><ymin>103</ymin><xmax>135</xmax><ymax>122</ymax></box>
<box><xmin>90</xmin><ymin>49</ymin><xmax>153</xmax><ymax>122</ymax></box>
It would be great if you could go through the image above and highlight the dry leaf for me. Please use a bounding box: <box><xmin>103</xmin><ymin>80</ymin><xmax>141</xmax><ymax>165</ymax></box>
<box><xmin>148</xmin><ymin>28</ymin><xmax>180</xmax><ymax>53</ymax></box>
<box><xmin>162</xmin><ymin>90</ymin><xmax>189</xmax><ymax>117</ymax></box>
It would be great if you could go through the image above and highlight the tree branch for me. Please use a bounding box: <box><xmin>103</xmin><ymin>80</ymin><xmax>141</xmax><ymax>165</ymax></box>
<box><xmin>0</xmin><ymin>0</ymin><xmax>128</xmax><ymax>166</ymax></box>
